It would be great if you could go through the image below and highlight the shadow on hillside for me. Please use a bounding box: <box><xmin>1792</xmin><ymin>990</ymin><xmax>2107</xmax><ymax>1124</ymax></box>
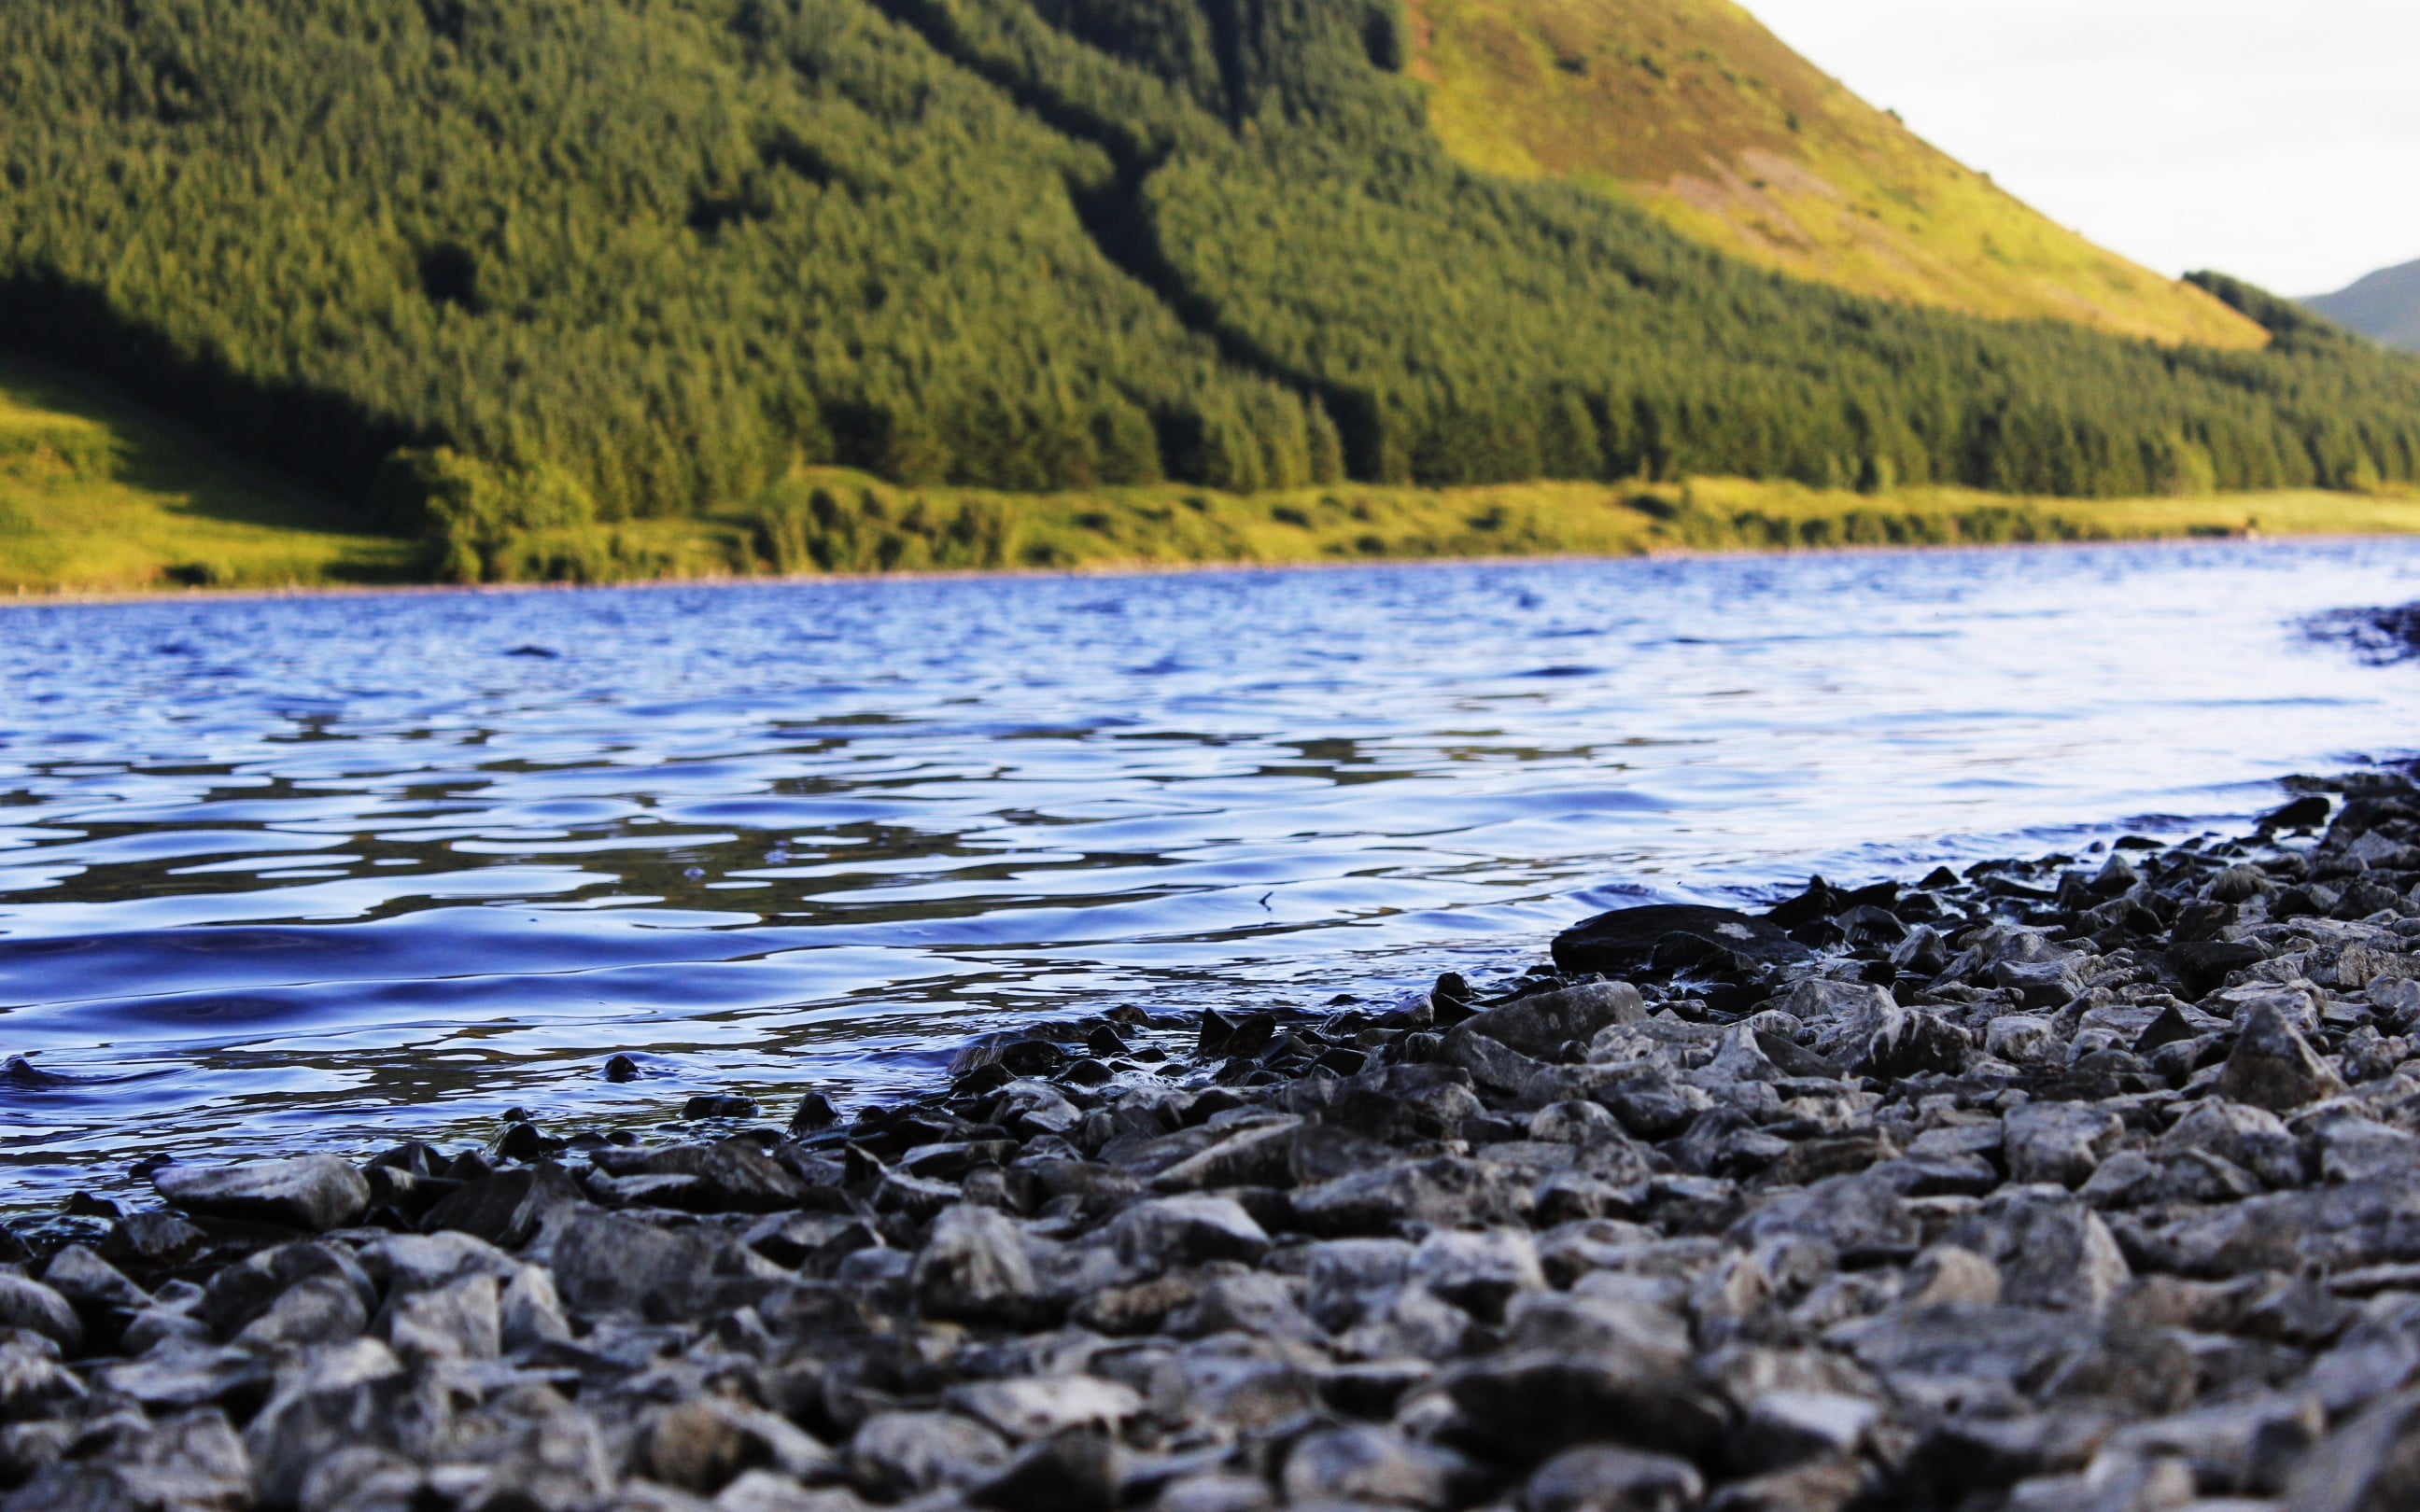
<box><xmin>0</xmin><ymin>357</ymin><xmax>419</xmax><ymax>584</ymax></box>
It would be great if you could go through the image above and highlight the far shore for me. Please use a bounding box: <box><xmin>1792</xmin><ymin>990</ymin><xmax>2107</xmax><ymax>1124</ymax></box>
<box><xmin>7</xmin><ymin>469</ymin><xmax>2420</xmax><ymax>606</ymax></box>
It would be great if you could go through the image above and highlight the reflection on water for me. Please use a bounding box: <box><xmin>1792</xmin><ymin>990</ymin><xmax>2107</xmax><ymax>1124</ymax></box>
<box><xmin>3</xmin><ymin>542</ymin><xmax>2419</xmax><ymax>1206</ymax></box>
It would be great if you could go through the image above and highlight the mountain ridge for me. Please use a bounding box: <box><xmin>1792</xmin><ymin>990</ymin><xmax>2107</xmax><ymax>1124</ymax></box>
<box><xmin>2307</xmin><ymin>259</ymin><xmax>2420</xmax><ymax>352</ymax></box>
<box><xmin>1403</xmin><ymin>0</ymin><xmax>2264</xmax><ymax>348</ymax></box>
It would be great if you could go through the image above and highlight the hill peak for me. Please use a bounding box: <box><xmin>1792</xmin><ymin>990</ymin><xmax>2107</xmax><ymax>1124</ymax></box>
<box><xmin>2306</xmin><ymin>259</ymin><xmax>2420</xmax><ymax>351</ymax></box>
<box><xmin>1407</xmin><ymin>0</ymin><xmax>2267</xmax><ymax>349</ymax></box>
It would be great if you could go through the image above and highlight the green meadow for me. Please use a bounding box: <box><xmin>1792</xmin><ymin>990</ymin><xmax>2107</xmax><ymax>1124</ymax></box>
<box><xmin>7</xmin><ymin>361</ymin><xmax>2415</xmax><ymax>596</ymax></box>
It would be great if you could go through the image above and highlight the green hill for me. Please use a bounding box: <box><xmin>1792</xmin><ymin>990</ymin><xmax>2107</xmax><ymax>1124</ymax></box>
<box><xmin>2307</xmin><ymin>260</ymin><xmax>2420</xmax><ymax>353</ymax></box>
<box><xmin>1405</xmin><ymin>0</ymin><xmax>2265</xmax><ymax>348</ymax></box>
<box><xmin>3</xmin><ymin>0</ymin><xmax>2420</xmax><ymax>581</ymax></box>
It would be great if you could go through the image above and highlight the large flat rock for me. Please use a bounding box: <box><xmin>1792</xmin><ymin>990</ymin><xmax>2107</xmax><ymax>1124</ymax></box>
<box><xmin>1551</xmin><ymin>903</ymin><xmax>1812</xmax><ymax>978</ymax></box>
<box><xmin>152</xmin><ymin>1155</ymin><xmax>370</xmax><ymax>1233</ymax></box>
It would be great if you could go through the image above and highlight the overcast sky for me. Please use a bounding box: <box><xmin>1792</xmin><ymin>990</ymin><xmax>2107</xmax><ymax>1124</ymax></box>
<box><xmin>1745</xmin><ymin>1</ymin><xmax>2420</xmax><ymax>296</ymax></box>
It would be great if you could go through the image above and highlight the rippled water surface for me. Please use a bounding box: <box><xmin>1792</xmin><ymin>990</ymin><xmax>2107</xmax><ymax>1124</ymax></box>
<box><xmin>7</xmin><ymin>541</ymin><xmax>2420</xmax><ymax>1205</ymax></box>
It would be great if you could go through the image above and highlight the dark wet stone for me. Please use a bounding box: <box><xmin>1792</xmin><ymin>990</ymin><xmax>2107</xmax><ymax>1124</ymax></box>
<box><xmin>153</xmin><ymin>1155</ymin><xmax>371</xmax><ymax>1233</ymax></box>
<box><xmin>981</xmin><ymin>1431</ymin><xmax>1123</xmax><ymax>1512</ymax></box>
<box><xmin>1196</xmin><ymin>1011</ymin><xmax>1277</xmax><ymax>1060</ymax></box>
<box><xmin>1765</xmin><ymin>876</ymin><xmax>1847</xmax><ymax>929</ymax></box>
<box><xmin>1458</xmin><ymin>980</ymin><xmax>1646</xmax><ymax>1057</ymax></box>
<box><xmin>2132</xmin><ymin>1004</ymin><xmax>2201</xmax><ymax>1056</ymax></box>
<box><xmin>42</xmin><ymin>1245</ymin><xmax>148</xmax><ymax>1330</ymax></box>
<box><xmin>591</xmin><ymin>1139</ymin><xmax>811</xmax><ymax>1211</ymax></box>
<box><xmin>430</xmin><ymin>1159</ymin><xmax>581</xmax><ymax>1239</ymax></box>
<box><xmin>1294</xmin><ymin>1156</ymin><xmax>1536</xmax><ymax>1236</ymax></box>
<box><xmin>1104</xmin><ymin>1195</ymin><xmax>1270</xmax><ymax>1274</ymax></box>
<box><xmin>1442</xmin><ymin>1348</ymin><xmax>1726</xmax><ymax>1463</ymax></box>
<box><xmin>495</xmin><ymin>1121</ymin><xmax>548</xmax><ymax>1161</ymax></box>
<box><xmin>682</xmin><ymin>1092</ymin><xmax>762</xmax><ymax>1120</ymax></box>
<box><xmin>898</xmin><ymin>1139</ymin><xmax>1021</xmax><ymax>1182</ymax></box>
<box><xmin>0</xmin><ymin>1055</ymin><xmax>67</xmax><ymax>1089</ymax></box>
<box><xmin>1946</xmin><ymin>1188</ymin><xmax>2132</xmax><ymax>1312</ymax></box>
<box><xmin>1994</xmin><ymin>957</ymin><xmax>2086</xmax><ymax>1010</ymax></box>
<box><xmin>0</xmin><ymin>1275</ymin><xmax>81</xmax><ymax>1352</ymax></box>
<box><xmin>604</xmin><ymin>1053</ymin><xmax>641</xmax><ymax>1082</ymax></box>
<box><xmin>2004</xmin><ymin>1101</ymin><xmax>2122</xmax><ymax>1187</ymax></box>
<box><xmin>100</xmin><ymin>1211</ymin><xmax>206</xmax><ymax>1268</ymax></box>
<box><xmin>2160</xmin><ymin>1099</ymin><xmax>2304</xmax><ymax>1188</ymax></box>
<box><xmin>2134</xmin><ymin>1174</ymin><xmax>2420</xmax><ymax>1279</ymax></box>
<box><xmin>2166</xmin><ymin>939</ymin><xmax>2269</xmax><ymax>995</ymax></box>
<box><xmin>1850</xmin><ymin>1001</ymin><xmax>1973</xmax><ymax>1080</ymax></box>
<box><xmin>2214</xmin><ymin>998</ymin><xmax>2348</xmax><ymax>1112</ymax></box>
<box><xmin>747</xmin><ymin>1211</ymin><xmax>879</xmax><ymax>1273</ymax></box>
<box><xmin>1149</xmin><ymin>1118</ymin><xmax>1301</xmax><ymax>1193</ymax></box>
<box><xmin>2262</xmin><ymin>794</ymin><xmax>2333</xmax><ymax>832</ymax></box>
<box><xmin>196</xmin><ymin>1241</ymin><xmax>373</xmax><ymax>1344</ymax></box>
<box><xmin>912</xmin><ymin>1205</ymin><xmax>1035</xmax><ymax>1323</ymax></box>
<box><xmin>1552</xmin><ymin>904</ymin><xmax>1811</xmax><ymax>979</ymax></box>
<box><xmin>1411</xmin><ymin>1226</ymin><xmax>1545</xmax><ymax>1322</ymax></box>
<box><xmin>1585</xmin><ymin>1066</ymin><xmax>1703</xmax><ymax>1140</ymax></box>
<box><xmin>385</xmin><ymin>1272</ymin><xmax>500</xmax><ymax>1362</ymax></box>
<box><xmin>1732</xmin><ymin>1173</ymin><xmax>1919</xmax><ymax>1268</ymax></box>
<box><xmin>1830</xmin><ymin>1304</ymin><xmax>2083</xmax><ymax>1405</ymax></box>
<box><xmin>546</xmin><ymin>1211</ymin><xmax>718</xmax><ymax>1317</ymax></box>
<box><xmin>61</xmin><ymin>1192</ymin><xmax>121</xmax><ymax>1221</ymax></box>
<box><xmin>1332</xmin><ymin>1065</ymin><xmax>1488</xmax><ymax>1143</ymax></box>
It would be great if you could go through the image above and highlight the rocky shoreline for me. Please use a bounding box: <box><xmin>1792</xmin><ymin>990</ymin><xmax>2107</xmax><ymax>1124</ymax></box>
<box><xmin>17</xmin><ymin>776</ymin><xmax>2420</xmax><ymax>1511</ymax></box>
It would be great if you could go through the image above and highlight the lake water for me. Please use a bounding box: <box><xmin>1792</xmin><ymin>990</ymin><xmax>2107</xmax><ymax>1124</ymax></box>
<box><xmin>6</xmin><ymin>540</ymin><xmax>2420</xmax><ymax>1210</ymax></box>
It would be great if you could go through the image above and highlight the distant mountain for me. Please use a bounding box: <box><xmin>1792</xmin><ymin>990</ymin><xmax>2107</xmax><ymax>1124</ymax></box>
<box><xmin>2307</xmin><ymin>260</ymin><xmax>2420</xmax><ymax>351</ymax></box>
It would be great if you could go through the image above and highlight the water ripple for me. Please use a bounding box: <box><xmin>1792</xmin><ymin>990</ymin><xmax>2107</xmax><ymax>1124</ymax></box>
<box><xmin>2</xmin><ymin>541</ymin><xmax>2420</xmax><ymax>1205</ymax></box>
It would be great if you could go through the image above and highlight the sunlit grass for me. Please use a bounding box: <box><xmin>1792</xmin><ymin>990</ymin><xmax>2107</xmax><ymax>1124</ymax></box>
<box><xmin>4</xmin><ymin>381</ymin><xmax>2414</xmax><ymax>598</ymax></box>
<box><xmin>499</xmin><ymin>469</ymin><xmax>2420</xmax><ymax>584</ymax></box>
<box><xmin>0</xmin><ymin>362</ymin><xmax>416</xmax><ymax>595</ymax></box>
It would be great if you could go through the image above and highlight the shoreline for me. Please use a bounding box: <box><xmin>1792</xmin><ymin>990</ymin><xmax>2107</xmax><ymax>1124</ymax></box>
<box><xmin>0</xmin><ymin>518</ymin><xmax>2382</xmax><ymax>613</ymax></box>
<box><xmin>14</xmin><ymin>771</ymin><xmax>2420</xmax><ymax>1505</ymax></box>
<box><xmin>9</xmin><ymin>461</ymin><xmax>2416</xmax><ymax>604</ymax></box>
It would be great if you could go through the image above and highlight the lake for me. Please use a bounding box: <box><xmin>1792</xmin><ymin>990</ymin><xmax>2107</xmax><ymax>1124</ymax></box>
<box><xmin>5</xmin><ymin>539</ymin><xmax>2419</xmax><ymax>1210</ymax></box>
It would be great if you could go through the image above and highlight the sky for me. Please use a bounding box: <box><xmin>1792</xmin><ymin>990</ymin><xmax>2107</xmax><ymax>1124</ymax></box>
<box><xmin>1746</xmin><ymin>0</ymin><xmax>2420</xmax><ymax>297</ymax></box>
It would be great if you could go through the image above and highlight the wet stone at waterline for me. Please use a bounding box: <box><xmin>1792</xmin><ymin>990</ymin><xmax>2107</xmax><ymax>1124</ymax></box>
<box><xmin>9</xmin><ymin>769</ymin><xmax>2420</xmax><ymax>1508</ymax></box>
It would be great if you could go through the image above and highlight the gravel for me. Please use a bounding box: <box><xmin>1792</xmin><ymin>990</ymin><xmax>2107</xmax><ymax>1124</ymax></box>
<box><xmin>19</xmin><ymin>771</ymin><xmax>2420</xmax><ymax>1508</ymax></box>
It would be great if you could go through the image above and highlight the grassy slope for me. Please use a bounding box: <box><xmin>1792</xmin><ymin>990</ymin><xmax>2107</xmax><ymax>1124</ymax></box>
<box><xmin>446</xmin><ymin>469</ymin><xmax>2420</xmax><ymax>585</ymax></box>
<box><xmin>10</xmin><ymin>452</ymin><xmax>2419</xmax><ymax>595</ymax></box>
<box><xmin>0</xmin><ymin>363</ymin><xmax>415</xmax><ymax>594</ymax></box>
<box><xmin>1405</xmin><ymin>0</ymin><xmax>2266</xmax><ymax>349</ymax></box>
<box><xmin>7</xmin><ymin>366</ymin><xmax>2416</xmax><ymax>596</ymax></box>
<box><xmin>711</xmin><ymin>469</ymin><xmax>2420</xmax><ymax>568</ymax></box>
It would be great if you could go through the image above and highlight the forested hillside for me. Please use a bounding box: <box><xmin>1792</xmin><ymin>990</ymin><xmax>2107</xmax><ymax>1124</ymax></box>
<box><xmin>3</xmin><ymin>0</ymin><xmax>2420</xmax><ymax>576</ymax></box>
